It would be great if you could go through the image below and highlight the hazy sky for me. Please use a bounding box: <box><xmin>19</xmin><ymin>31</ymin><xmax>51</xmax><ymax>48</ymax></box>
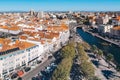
<box><xmin>0</xmin><ymin>0</ymin><xmax>120</xmax><ymax>11</ymax></box>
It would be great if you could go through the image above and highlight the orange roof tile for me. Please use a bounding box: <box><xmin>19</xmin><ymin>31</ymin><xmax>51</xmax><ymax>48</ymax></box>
<box><xmin>9</xmin><ymin>27</ymin><xmax>20</xmax><ymax>31</ymax></box>
<box><xmin>20</xmin><ymin>36</ymin><xmax>27</xmax><ymax>40</ymax></box>
<box><xmin>115</xmin><ymin>16</ymin><xmax>120</xmax><ymax>21</ymax></box>
<box><xmin>113</xmin><ymin>26</ymin><xmax>120</xmax><ymax>30</ymax></box>
<box><xmin>46</xmin><ymin>24</ymin><xmax>68</xmax><ymax>32</ymax></box>
<box><xmin>0</xmin><ymin>38</ymin><xmax>36</xmax><ymax>52</ymax></box>
<box><xmin>0</xmin><ymin>26</ymin><xmax>8</xmax><ymax>29</ymax></box>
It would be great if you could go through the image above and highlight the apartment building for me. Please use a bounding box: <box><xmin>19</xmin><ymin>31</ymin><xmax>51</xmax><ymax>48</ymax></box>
<box><xmin>110</xmin><ymin>26</ymin><xmax>120</xmax><ymax>39</ymax></box>
<box><xmin>112</xmin><ymin>16</ymin><xmax>120</xmax><ymax>25</ymax></box>
<box><xmin>98</xmin><ymin>25</ymin><xmax>113</xmax><ymax>33</ymax></box>
<box><xmin>0</xmin><ymin>39</ymin><xmax>40</xmax><ymax>79</ymax></box>
<box><xmin>0</xmin><ymin>12</ymin><xmax>70</xmax><ymax>79</ymax></box>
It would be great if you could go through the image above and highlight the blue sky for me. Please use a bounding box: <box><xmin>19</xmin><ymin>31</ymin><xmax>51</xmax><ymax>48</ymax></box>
<box><xmin>0</xmin><ymin>0</ymin><xmax>120</xmax><ymax>11</ymax></box>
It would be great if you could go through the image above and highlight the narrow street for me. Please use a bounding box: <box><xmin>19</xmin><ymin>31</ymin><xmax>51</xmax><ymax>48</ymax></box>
<box><xmin>22</xmin><ymin>57</ymin><xmax>55</xmax><ymax>80</ymax></box>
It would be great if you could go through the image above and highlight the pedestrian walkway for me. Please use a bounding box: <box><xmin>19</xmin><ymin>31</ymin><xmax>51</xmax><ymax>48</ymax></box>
<box><xmin>87</xmin><ymin>52</ymin><xmax>120</xmax><ymax>80</ymax></box>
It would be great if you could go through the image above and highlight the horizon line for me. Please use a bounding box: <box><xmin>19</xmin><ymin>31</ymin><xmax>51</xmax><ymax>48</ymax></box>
<box><xmin>0</xmin><ymin>10</ymin><xmax>120</xmax><ymax>12</ymax></box>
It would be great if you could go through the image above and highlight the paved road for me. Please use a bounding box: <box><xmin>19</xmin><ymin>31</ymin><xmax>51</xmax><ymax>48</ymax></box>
<box><xmin>22</xmin><ymin>57</ymin><xmax>55</xmax><ymax>80</ymax></box>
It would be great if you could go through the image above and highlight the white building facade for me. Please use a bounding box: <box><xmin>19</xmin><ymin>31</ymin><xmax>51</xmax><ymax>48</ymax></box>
<box><xmin>0</xmin><ymin>44</ymin><xmax>40</xmax><ymax>79</ymax></box>
<box><xmin>98</xmin><ymin>25</ymin><xmax>113</xmax><ymax>33</ymax></box>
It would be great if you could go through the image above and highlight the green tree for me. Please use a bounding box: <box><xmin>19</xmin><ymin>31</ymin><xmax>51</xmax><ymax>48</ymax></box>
<box><xmin>77</xmin><ymin>43</ymin><xmax>89</xmax><ymax>61</ymax></box>
<box><xmin>61</xmin><ymin>43</ymin><xmax>75</xmax><ymax>59</ymax></box>
<box><xmin>106</xmin><ymin>53</ymin><xmax>114</xmax><ymax>68</ymax></box>
<box><xmin>80</xmin><ymin>61</ymin><xmax>95</xmax><ymax>79</ymax></box>
<box><xmin>91</xmin><ymin>45</ymin><xmax>98</xmax><ymax>56</ymax></box>
<box><xmin>97</xmin><ymin>49</ymin><xmax>103</xmax><ymax>61</ymax></box>
<box><xmin>81</xmin><ymin>42</ymin><xmax>90</xmax><ymax>50</ymax></box>
<box><xmin>52</xmin><ymin>58</ymin><xmax>72</xmax><ymax>80</ymax></box>
<box><xmin>52</xmin><ymin>42</ymin><xmax>76</xmax><ymax>80</ymax></box>
<box><xmin>77</xmin><ymin>43</ymin><xmax>95</xmax><ymax>79</ymax></box>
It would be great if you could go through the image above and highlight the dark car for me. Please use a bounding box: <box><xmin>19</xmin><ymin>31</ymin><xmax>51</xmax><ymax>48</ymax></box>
<box><xmin>24</xmin><ymin>67</ymin><xmax>31</xmax><ymax>72</ymax></box>
<box><xmin>17</xmin><ymin>77</ymin><xmax>22</xmax><ymax>80</ymax></box>
<box><xmin>32</xmin><ymin>77</ymin><xmax>36</xmax><ymax>80</ymax></box>
<box><xmin>36</xmin><ymin>75</ymin><xmax>42</xmax><ymax>80</ymax></box>
<box><xmin>35</xmin><ymin>77</ymin><xmax>40</xmax><ymax>80</ymax></box>
<box><xmin>11</xmin><ymin>73</ymin><xmax>18</xmax><ymax>79</ymax></box>
<box><xmin>31</xmin><ymin>77</ymin><xmax>39</xmax><ymax>80</ymax></box>
<box><xmin>37</xmin><ymin>60</ymin><xmax>42</xmax><ymax>64</ymax></box>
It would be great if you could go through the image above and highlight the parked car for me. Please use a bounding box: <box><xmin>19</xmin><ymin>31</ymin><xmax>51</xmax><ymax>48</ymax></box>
<box><xmin>37</xmin><ymin>60</ymin><xmax>42</xmax><ymax>64</ymax></box>
<box><xmin>4</xmin><ymin>75</ymin><xmax>11</xmax><ymax>80</ymax></box>
<box><xmin>31</xmin><ymin>77</ymin><xmax>36</xmax><ymax>80</ymax></box>
<box><xmin>24</xmin><ymin>67</ymin><xmax>31</xmax><ymax>72</ymax></box>
<box><xmin>31</xmin><ymin>77</ymin><xmax>39</xmax><ymax>80</ymax></box>
<box><xmin>11</xmin><ymin>73</ymin><xmax>18</xmax><ymax>79</ymax></box>
<box><xmin>17</xmin><ymin>77</ymin><xmax>22</xmax><ymax>80</ymax></box>
<box><xmin>36</xmin><ymin>76</ymin><xmax>41</xmax><ymax>80</ymax></box>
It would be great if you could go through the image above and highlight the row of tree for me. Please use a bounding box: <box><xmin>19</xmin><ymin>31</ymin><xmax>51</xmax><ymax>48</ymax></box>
<box><xmin>51</xmin><ymin>42</ymin><xmax>76</xmax><ymax>80</ymax></box>
<box><xmin>91</xmin><ymin>45</ymin><xmax>114</xmax><ymax>68</ymax></box>
<box><xmin>52</xmin><ymin>42</ymin><xmax>103</xmax><ymax>80</ymax></box>
<box><xmin>77</xmin><ymin>43</ymin><xmax>96</xmax><ymax>80</ymax></box>
<box><xmin>91</xmin><ymin>45</ymin><xmax>120</xmax><ymax>72</ymax></box>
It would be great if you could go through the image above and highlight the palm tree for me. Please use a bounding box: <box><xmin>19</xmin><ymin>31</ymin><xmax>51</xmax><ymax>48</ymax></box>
<box><xmin>106</xmin><ymin>53</ymin><xmax>114</xmax><ymax>68</ymax></box>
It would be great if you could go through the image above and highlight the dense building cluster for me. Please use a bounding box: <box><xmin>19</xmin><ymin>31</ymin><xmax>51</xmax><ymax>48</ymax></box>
<box><xmin>0</xmin><ymin>11</ymin><xmax>70</xmax><ymax>79</ymax></box>
<box><xmin>87</xmin><ymin>12</ymin><xmax>120</xmax><ymax>39</ymax></box>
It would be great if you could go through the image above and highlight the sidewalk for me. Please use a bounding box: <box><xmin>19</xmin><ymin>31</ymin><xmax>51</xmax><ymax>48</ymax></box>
<box><xmin>87</xmin><ymin>52</ymin><xmax>120</xmax><ymax>80</ymax></box>
<box><xmin>20</xmin><ymin>45</ymin><xmax>63</xmax><ymax>80</ymax></box>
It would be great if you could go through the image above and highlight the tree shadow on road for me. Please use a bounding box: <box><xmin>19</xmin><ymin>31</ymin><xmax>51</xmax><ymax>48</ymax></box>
<box><xmin>91</xmin><ymin>60</ymin><xmax>100</xmax><ymax>68</ymax></box>
<box><xmin>88</xmin><ymin>54</ymin><xmax>96</xmax><ymax>59</ymax></box>
<box><xmin>101</xmin><ymin>70</ymin><xmax>114</xmax><ymax>79</ymax></box>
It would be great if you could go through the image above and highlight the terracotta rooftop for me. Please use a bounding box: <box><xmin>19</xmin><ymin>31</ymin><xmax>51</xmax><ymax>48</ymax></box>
<box><xmin>0</xmin><ymin>26</ymin><xmax>20</xmax><ymax>31</ymax></box>
<box><xmin>113</xmin><ymin>26</ymin><xmax>120</xmax><ymax>30</ymax></box>
<box><xmin>115</xmin><ymin>16</ymin><xmax>120</xmax><ymax>21</ymax></box>
<box><xmin>0</xmin><ymin>39</ymin><xmax>35</xmax><ymax>52</ymax></box>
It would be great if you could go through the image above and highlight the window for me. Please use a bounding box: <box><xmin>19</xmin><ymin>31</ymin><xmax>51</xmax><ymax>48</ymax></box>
<box><xmin>22</xmin><ymin>56</ymin><xmax>25</xmax><ymax>59</ymax></box>
<box><xmin>9</xmin><ymin>55</ymin><xmax>12</xmax><ymax>57</ymax></box>
<box><xmin>27</xmin><ymin>48</ymin><xmax>31</xmax><ymax>52</ymax></box>
<box><xmin>16</xmin><ymin>58</ymin><xmax>19</xmax><ymax>61</ymax></box>
<box><xmin>3</xmin><ymin>63</ymin><xmax>7</xmax><ymax>66</ymax></box>
<box><xmin>22</xmin><ymin>60</ymin><xmax>26</xmax><ymax>66</ymax></box>
<box><xmin>2</xmin><ymin>69</ymin><xmax>7</xmax><ymax>75</ymax></box>
<box><xmin>28</xmin><ymin>53</ymin><xmax>30</xmax><ymax>56</ymax></box>
<box><xmin>28</xmin><ymin>58</ymin><xmax>30</xmax><ymax>61</ymax></box>
<box><xmin>16</xmin><ymin>64</ymin><xmax>20</xmax><ymax>68</ymax></box>
<box><xmin>9</xmin><ymin>67</ymin><xmax>14</xmax><ymax>72</ymax></box>
<box><xmin>0</xmin><ymin>58</ymin><xmax>3</xmax><ymax>60</ymax></box>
